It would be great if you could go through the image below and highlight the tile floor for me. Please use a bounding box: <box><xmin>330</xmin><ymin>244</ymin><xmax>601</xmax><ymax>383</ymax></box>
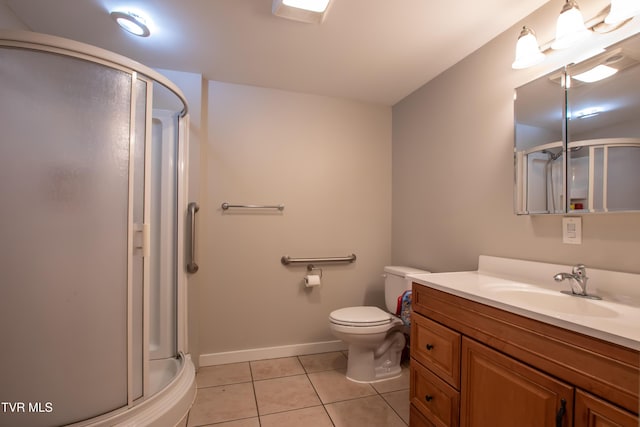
<box><xmin>181</xmin><ymin>351</ymin><xmax>409</xmax><ymax>427</ymax></box>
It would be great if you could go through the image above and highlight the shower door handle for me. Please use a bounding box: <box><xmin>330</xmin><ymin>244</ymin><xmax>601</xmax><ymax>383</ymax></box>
<box><xmin>187</xmin><ymin>202</ymin><xmax>200</xmax><ymax>273</ymax></box>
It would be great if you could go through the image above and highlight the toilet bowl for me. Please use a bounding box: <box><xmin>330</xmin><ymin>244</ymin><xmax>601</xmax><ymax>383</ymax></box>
<box><xmin>329</xmin><ymin>306</ymin><xmax>406</xmax><ymax>382</ymax></box>
<box><xmin>328</xmin><ymin>266</ymin><xmax>430</xmax><ymax>383</ymax></box>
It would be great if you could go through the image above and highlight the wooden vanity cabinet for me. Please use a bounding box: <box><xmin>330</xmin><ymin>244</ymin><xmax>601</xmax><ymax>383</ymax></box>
<box><xmin>410</xmin><ymin>284</ymin><xmax>640</xmax><ymax>427</ymax></box>
<box><xmin>461</xmin><ymin>337</ymin><xmax>573</xmax><ymax>427</ymax></box>
<box><xmin>575</xmin><ymin>390</ymin><xmax>639</xmax><ymax>427</ymax></box>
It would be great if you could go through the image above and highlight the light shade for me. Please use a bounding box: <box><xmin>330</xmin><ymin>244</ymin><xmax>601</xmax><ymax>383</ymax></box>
<box><xmin>283</xmin><ymin>0</ymin><xmax>330</xmax><ymax>13</ymax></box>
<box><xmin>551</xmin><ymin>0</ymin><xmax>590</xmax><ymax>50</ymax></box>
<box><xmin>572</xmin><ymin>64</ymin><xmax>618</xmax><ymax>82</ymax></box>
<box><xmin>110</xmin><ymin>11</ymin><xmax>150</xmax><ymax>37</ymax></box>
<box><xmin>605</xmin><ymin>0</ymin><xmax>640</xmax><ymax>25</ymax></box>
<box><xmin>272</xmin><ymin>0</ymin><xmax>331</xmax><ymax>23</ymax></box>
<box><xmin>512</xmin><ymin>27</ymin><xmax>545</xmax><ymax>69</ymax></box>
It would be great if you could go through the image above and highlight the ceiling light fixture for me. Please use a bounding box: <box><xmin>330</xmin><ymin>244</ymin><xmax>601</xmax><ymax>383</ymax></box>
<box><xmin>284</xmin><ymin>0</ymin><xmax>330</xmax><ymax>13</ymax></box>
<box><xmin>572</xmin><ymin>64</ymin><xmax>618</xmax><ymax>82</ymax></box>
<box><xmin>111</xmin><ymin>11</ymin><xmax>151</xmax><ymax>37</ymax></box>
<box><xmin>512</xmin><ymin>0</ymin><xmax>639</xmax><ymax>69</ymax></box>
<box><xmin>272</xmin><ymin>0</ymin><xmax>332</xmax><ymax>24</ymax></box>
<box><xmin>570</xmin><ymin>106</ymin><xmax>604</xmax><ymax>119</ymax></box>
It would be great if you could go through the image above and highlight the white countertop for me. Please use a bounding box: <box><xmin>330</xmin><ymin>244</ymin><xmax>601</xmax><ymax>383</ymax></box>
<box><xmin>408</xmin><ymin>256</ymin><xmax>640</xmax><ymax>351</ymax></box>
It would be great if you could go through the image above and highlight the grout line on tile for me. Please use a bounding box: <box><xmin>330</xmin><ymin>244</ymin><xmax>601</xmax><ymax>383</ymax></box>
<box><xmin>248</xmin><ymin>361</ymin><xmax>255</xmax><ymax>382</ymax></box>
<box><xmin>322</xmin><ymin>404</ymin><xmax>337</xmax><ymax>427</ymax></box>
<box><xmin>257</xmin><ymin>403</ymin><xmax>325</xmax><ymax>418</ymax></box>
<box><xmin>304</xmin><ymin>371</ymin><xmax>326</xmax><ymax>407</ymax></box>
<box><xmin>380</xmin><ymin>392</ymin><xmax>409</xmax><ymax>426</ymax></box>
<box><xmin>196</xmin><ymin>379</ymin><xmax>254</xmax><ymax>390</ymax></box>
<box><xmin>252</xmin><ymin>372</ymin><xmax>306</xmax><ymax>382</ymax></box>
<box><xmin>249</xmin><ymin>380</ymin><xmax>259</xmax><ymax>424</ymax></box>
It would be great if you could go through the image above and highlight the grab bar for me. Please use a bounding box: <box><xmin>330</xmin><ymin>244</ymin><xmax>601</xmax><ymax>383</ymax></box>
<box><xmin>221</xmin><ymin>202</ymin><xmax>285</xmax><ymax>211</ymax></box>
<box><xmin>187</xmin><ymin>202</ymin><xmax>199</xmax><ymax>274</ymax></box>
<box><xmin>281</xmin><ymin>254</ymin><xmax>357</xmax><ymax>265</ymax></box>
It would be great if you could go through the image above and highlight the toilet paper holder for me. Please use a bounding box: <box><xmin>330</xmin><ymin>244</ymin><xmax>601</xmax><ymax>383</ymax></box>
<box><xmin>307</xmin><ymin>264</ymin><xmax>323</xmax><ymax>278</ymax></box>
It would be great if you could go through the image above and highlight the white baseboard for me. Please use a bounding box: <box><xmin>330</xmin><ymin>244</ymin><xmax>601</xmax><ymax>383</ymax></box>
<box><xmin>199</xmin><ymin>340</ymin><xmax>348</xmax><ymax>367</ymax></box>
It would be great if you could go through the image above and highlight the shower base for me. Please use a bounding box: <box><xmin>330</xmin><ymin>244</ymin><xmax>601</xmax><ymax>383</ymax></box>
<box><xmin>80</xmin><ymin>354</ymin><xmax>196</xmax><ymax>427</ymax></box>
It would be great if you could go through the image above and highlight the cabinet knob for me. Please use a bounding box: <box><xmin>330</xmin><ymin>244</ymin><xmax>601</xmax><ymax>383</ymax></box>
<box><xmin>425</xmin><ymin>395</ymin><xmax>433</xmax><ymax>402</ymax></box>
<box><xmin>426</xmin><ymin>344</ymin><xmax>434</xmax><ymax>350</ymax></box>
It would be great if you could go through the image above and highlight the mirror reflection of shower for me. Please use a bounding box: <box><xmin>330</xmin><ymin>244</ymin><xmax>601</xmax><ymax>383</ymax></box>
<box><xmin>540</xmin><ymin>146</ymin><xmax>583</xmax><ymax>212</ymax></box>
<box><xmin>515</xmin><ymin>32</ymin><xmax>640</xmax><ymax>214</ymax></box>
<box><xmin>541</xmin><ymin>148</ymin><xmax>563</xmax><ymax>212</ymax></box>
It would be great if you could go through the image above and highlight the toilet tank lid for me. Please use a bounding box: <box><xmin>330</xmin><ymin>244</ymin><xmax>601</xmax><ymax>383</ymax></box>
<box><xmin>384</xmin><ymin>266</ymin><xmax>430</xmax><ymax>277</ymax></box>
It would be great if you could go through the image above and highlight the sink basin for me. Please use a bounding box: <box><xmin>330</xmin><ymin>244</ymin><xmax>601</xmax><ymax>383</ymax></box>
<box><xmin>408</xmin><ymin>256</ymin><xmax>640</xmax><ymax>349</ymax></box>
<box><xmin>494</xmin><ymin>288</ymin><xmax>618</xmax><ymax>318</ymax></box>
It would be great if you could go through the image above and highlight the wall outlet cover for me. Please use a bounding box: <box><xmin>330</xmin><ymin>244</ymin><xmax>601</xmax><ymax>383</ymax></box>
<box><xmin>562</xmin><ymin>216</ymin><xmax>582</xmax><ymax>245</ymax></box>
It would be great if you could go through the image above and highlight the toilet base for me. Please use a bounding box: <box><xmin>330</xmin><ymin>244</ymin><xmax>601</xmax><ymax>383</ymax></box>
<box><xmin>346</xmin><ymin>364</ymin><xmax>402</xmax><ymax>383</ymax></box>
<box><xmin>344</xmin><ymin>331</ymin><xmax>405</xmax><ymax>383</ymax></box>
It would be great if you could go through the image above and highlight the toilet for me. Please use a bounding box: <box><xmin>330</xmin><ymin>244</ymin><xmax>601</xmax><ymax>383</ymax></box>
<box><xmin>329</xmin><ymin>266</ymin><xmax>430</xmax><ymax>383</ymax></box>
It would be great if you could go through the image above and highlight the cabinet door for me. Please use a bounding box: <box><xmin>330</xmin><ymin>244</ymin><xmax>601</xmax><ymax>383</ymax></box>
<box><xmin>575</xmin><ymin>389</ymin><xmax>639</xmax><ymax>427</ymax></box>
<box><xmin>460</xmin><ymin>338</ymin><xmax>573</xmax><ymax>427</ymax></box>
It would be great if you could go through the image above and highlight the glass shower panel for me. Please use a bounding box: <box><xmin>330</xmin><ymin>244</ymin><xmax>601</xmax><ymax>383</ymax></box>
<box><xmin>0</xmin><ymin>48</ymin><xmax>132</xmax><ymax>425</ymax></box>
<box><xmin>132</xmin><ymin>78</ymin><xmax>148</xmax><ymax>401</ymax></box>
<box><xmin>149</xmin><ymin>80</ymin><xmax>181</xmax><ymax>361</ymax></box>
<box><xmin>607</xmin><ymin>146</ymin><xmax>640</xmax><ymax>210</ymax></box>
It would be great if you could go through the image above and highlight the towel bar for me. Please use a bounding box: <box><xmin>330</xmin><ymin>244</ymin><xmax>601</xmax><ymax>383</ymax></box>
<box><xmin>221</xmin><ymin>202</ymin><xmax>284</xmax><ymax>211</ymax></box>
<box><xmin>281</xmin><ymin>254</ymin><xmax>357</xmax><ymax>265</ymax></box>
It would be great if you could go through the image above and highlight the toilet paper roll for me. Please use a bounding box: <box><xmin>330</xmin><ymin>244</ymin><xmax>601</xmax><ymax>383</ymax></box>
<box><xmin>304</xmin><ymin>274</ymin><xmax>321</xmax><ymax>287</ymax></box>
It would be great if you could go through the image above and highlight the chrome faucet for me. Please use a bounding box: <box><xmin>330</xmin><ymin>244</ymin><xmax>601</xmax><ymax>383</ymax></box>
<box><xmin>553</xmin><ymin>264</ymin><xmax>601</xmax><ymax>300</ymax></box>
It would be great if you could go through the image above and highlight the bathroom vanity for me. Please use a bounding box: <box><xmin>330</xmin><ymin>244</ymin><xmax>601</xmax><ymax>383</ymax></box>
<box><xmin>407</xmin><ymin>256</ymin><xmax>640</xmax><ymax>427</ymax></box>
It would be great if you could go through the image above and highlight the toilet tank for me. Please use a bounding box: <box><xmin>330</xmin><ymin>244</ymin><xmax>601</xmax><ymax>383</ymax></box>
<box><xmin>383</xmin><ymin>266</ymin><xmax>430</xmax><ymax>313</ymax></box>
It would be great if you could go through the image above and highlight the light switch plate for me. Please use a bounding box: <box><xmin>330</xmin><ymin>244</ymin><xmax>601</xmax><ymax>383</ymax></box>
<box><xmin>562</xmin><ymin>217</ymin><xmax>582</xmax><ymax>245</ymax></box>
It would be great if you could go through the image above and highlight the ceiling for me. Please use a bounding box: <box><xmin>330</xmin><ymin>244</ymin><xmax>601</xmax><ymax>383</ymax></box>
<box><xmin>3</xmin><ymin>0</ymin><xmax>550</xmax><ymax>105</ymax></box>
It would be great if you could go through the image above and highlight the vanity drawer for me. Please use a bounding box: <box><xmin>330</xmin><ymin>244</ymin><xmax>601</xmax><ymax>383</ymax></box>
<box><xmin>410</xmin><ymin>403</ymin><xmax>436</xmax><ymax>427</ymax></box>
<box><xmin>411</xmin><ymin>312</ymin><xmax>461</xmax><ymax>388</ymax></box>
<box><xmin>410</xmin><ymin>359</ymin><xmax>460</xmax><ymax>427</ymax></box>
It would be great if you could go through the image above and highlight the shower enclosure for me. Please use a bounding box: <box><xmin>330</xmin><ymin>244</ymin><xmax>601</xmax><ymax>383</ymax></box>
<box><xmin>0</xmin><ymin>30</ymin><xmax>195</xmax><ymax>426</ymax></box>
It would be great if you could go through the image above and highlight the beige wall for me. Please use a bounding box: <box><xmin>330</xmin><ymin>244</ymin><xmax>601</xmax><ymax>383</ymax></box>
<box><xmin>392</xmin><ymin>0</ymin><xmax>640</xmax><ymax>275</ymax></box>
<box><xmin>196</xmin><ymin>82</ymin><xmax>392</xmax><ymax>360</ymax></box>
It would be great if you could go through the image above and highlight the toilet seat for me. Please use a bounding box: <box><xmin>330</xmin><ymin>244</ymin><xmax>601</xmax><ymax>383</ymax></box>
<box><xmin>329</xmin><ymin>306</ymin><xmax>392</xmax><ymax>327</ymax></box>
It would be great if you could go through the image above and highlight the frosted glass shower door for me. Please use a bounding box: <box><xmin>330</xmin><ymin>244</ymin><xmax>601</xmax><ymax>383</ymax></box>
<box><xmin>0</xmin><ymin>49</ymin><xmax>138</xmax><ymax>425</ymax></box>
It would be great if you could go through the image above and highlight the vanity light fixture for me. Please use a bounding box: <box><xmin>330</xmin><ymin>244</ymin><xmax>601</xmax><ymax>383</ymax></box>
<box><xmin>512</xmin><ymin>0</ymin><xmax>640</xmax><ymax>69</ymax></box>
<box><xmin>110</xmin><ymin>10</ymin><xmax>151</xmax><ymax>37</ymax></box>
<box><xmin>272</xmin><ymin>0</ymin><xmax>332</xmax><ymax>23</ymax></box>
<box><xmin>512</xmin><ymin>26</ymin><xmax>546</xmax><ymax>69</ymax></box>
<box><xmin>551</xmin><ymin>0</ymin><xmax>590</xmax><ymax>50</ymax></box>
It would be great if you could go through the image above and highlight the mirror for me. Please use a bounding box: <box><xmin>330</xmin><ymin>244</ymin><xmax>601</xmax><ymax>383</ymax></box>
<box><xmin>514</xmin><ymin>32</ymin><xmax>640</xmax><ymax>214</ymax></box>
<box><xmin>566</xmin><ymin>35</ymin><xmax>640</xmax><ymax>212</ymax></box>
<box><xmin>514</xmin><ymin>68</ymin><xmax>565</xmax><ymax>214</ymax></box>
